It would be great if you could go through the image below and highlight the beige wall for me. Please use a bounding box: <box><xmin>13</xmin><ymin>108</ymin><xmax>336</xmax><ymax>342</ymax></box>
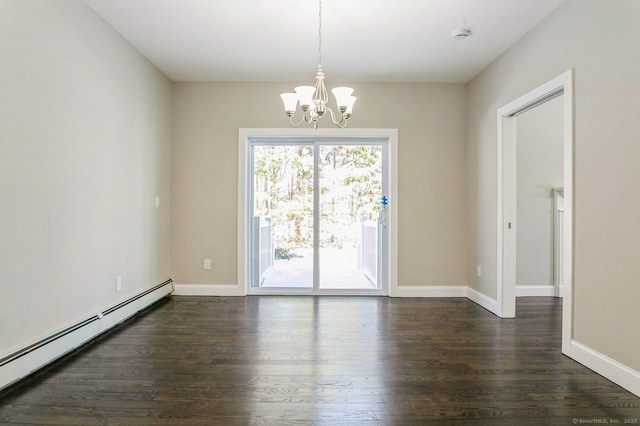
<box><xmin>171</xmin><ymin>82</ymin><xmax>468</xmax><ymax>286</ymax></box>
<box><xmin>0</xmin><ymin>0</ymin><xmax>172</xmax><ymax>356</ymax></box>
<box><xmin>467</xmin><ymin>0</ymin><xmax>640</xmax><ymax>370</ymax></box>
<box><xmin>516</xmin><ymin>96</ymin><xmax>563</xmax><ymax>286</ymax></box>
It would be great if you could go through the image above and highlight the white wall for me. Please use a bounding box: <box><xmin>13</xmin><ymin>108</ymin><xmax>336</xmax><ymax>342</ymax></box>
<box><xmin>0</xmin><ymin>0</ymin><xmax>172</xmax><ymax>357</ymax></box>
<box><xmin>171</xmin><ymin>82</ymin><xmax>468</xmax><ymax>288</ymax></box>
<box><xmin>516</xmin><ymin>96</ymin><xmax>563</xmax><ymax>286</ymax></box>
<box><xmin>467</xmin><ymin>0</ymin><xmax>640</xmax><ymax>371</ymax></box>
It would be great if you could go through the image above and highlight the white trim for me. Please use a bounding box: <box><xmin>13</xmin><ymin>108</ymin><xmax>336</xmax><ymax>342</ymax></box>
<box><xmin>0</xmin><ymin>281</ymin><xmax>173</xmax><ymax>391</ymax></box>
<box><xmin>244</xmin><ymin>288</ymin><xmax>387</xmax><ymax>297</ymax></box>
<box><xmin>388</xmin><ymin>133</ymin><xmax>399</xmax><ymax>299</ymax></box>
<box><xmin>553</xmin><ymin>188</ymin><xmax>565</xmax><ymax>298</ymax></box>
<box><xmin>391</xmin><ymin>285</ymin><xmax>467</xmax><ymax>298</ymax></box>
<box><xmin>569</xmin><ymin>340</ymin><xmax>640</xmax><ymax>398</ymax></box>
<box><xmin>560</xmin><ymin>72</ymin><xmax>574</xmax><ymax>355</ymax></box>
<box><xmin>466</xmin><ymin>287</ymin><xmax>500</xmax><ymax>315</ymax></box>
<box><xmin>238</xmin><ymin>128</ymin><xmax>398</xmax><ymax>297</ymax></box>
<box><xmin>173</xmin><ymin>284</ymin><xmax>245</xmax><ymax>296</ymax></box>
<box><xmin>237</xmin><ymin>131</ymin><xmax>252</xmax><ymax>298</ymax></box>
<box><xmin>496</xmin><ymin>70</ymin><xmax>574</xmax><ymax>355</ymax></box>
<box><xmin>516</xmin><ymin>285</ymin><xmax>557</xmax><ymax>297</ymax></box>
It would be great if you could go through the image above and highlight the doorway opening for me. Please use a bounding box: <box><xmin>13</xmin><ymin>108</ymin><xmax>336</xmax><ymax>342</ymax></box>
<box><xmin>238</xmin><ymin>129</ymin><xmax>398</xmax><ymax>296</ymax></box>
<box><xmin>515</xmin><ymin>95</ymin><xmax>564</xmax><ymax>298</ymax></box>
<box><xmin>497</xmin><ymin>70</ymin><xmax>573</xmax><ymax>354</ymax></box>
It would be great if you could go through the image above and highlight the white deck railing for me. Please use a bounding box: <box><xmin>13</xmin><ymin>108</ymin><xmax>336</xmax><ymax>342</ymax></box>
<box><xmin>359</xmin><ymin>217</ymin><xmax>378</xmax><ymax>285</ymax></box>
<box><xmin>252</xmin><ymin>217</ymin><xmax>273</xmax><ymax>286</ymax></box>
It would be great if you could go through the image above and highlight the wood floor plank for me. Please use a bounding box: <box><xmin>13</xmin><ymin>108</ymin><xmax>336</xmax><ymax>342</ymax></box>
<box><xmin>0</xmin><ymin>296</ymin><xmax>638</xmax><ymax>425</ymax></box>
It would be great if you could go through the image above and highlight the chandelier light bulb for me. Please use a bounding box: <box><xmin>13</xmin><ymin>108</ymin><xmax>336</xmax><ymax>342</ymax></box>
<box><xmin>295</xmin><ymin>86</ymin><xmax>316</xmax><ymax>111</ymax></box>
<box><xmin>345</xmin><ymin>96</ymin><xmax>357</xmax><ymax>115</ymax></box>
<box><xmin>280</xmin><ymin>93</ymin><xmax>298</xmax><ymax>116</ymax></box>
<box><xmin>332</xmin><ymin>87</ymin><xmax>354</xmax><ymax>108</ymax></box>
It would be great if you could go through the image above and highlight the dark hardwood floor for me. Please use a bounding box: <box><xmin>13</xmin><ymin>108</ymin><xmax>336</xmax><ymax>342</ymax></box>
<box><xmin>0</xmin><ymin>296</ymin><xmax>638</xmax><ymax>425</ymax></box>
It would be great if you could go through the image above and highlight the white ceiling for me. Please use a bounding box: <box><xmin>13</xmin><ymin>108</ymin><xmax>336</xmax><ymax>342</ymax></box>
<box><xmin>83</xmin><ymin>0</ymin><xmax>566</xmax><ymax>83</ymax></box>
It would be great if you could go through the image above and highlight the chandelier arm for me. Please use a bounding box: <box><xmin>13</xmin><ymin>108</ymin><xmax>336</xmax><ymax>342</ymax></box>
<box><xmin>306</xmin><ymin>110</ymin><xmax>316</xmax><ymax>124</ymax></box>
<box><xmin>326</xmin><ymin>107</ymin><xmax>348</xmax><ymax>127</ymax></box>
<box><xmin>288</xmin><ymin>111</ymin><xmax>309</xmax><ymax>127</ymax></box>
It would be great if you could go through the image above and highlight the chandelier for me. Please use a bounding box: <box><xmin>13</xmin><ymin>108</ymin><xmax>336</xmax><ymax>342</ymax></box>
<box><xmin>280</xmin><ymin>0</ymin><xmax>356</xmax><ymax>129</ymax></box>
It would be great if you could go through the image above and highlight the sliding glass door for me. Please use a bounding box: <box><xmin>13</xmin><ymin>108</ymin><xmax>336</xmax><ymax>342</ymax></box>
<box><xmin>249</xmin><ymin>139</ymin><xmax>385</xmax><ymax>293</ymax></box>
<box><xmin>318</xmin><ymin>144</ymin><xmax>382</xmax><ymax>289</ymax></box>
<box><xmin>251</xmin><ymin>144</ymin><xmax>314</xmax><ymax>288</ymax></box>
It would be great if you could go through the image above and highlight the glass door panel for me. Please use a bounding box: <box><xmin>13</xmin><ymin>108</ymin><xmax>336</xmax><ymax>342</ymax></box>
<box><xmin>318</xmin><ymin>145</ymin><xmax>383</xmax><ymax>289</ymax></box>
<box><xmin>251</xmin><ymin>144</ymin><xmax>314</xmax><ymax>288</ymax></box>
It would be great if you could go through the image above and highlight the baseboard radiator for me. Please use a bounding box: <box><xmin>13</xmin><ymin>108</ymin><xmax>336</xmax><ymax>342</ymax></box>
<box><xmin>0</xmin><ymin>279</ymin><xmax>174</xmax><ymax>391</ymax></box>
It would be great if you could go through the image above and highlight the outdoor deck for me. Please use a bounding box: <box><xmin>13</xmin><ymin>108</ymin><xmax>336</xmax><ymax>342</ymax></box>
<box><xmin>259</xmin><ymin>247</ymin><xmax>376</xmax><ymax>289</ymax></box>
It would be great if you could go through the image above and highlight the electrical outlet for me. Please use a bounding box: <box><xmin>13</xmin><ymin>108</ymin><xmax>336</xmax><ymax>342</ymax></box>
<box><xmin>155</xmin><ymin>196</ymin><xmax>160</xmax><ymax>208</ymax></box>
<box><xmin>476</xmin><ymin>265</ymin><xmax>482</xmax><ymax>278</ymax></box>
<box><xmin>116</xmin><ymin>276</ymin><xmax>122</xmax><ymax>292</ymax></box>
<box><xmin>204</xmin><ymin>259</ymin><xmax>211</xmax><ymax>270</ymax></box>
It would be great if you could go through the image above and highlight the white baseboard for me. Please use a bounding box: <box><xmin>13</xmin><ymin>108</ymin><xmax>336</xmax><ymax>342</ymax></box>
<box><xmin>569</xmin><ymin>340</ymin><xmax>640</xmax><ymax>397</ymax></box>
<box><xmin>516</xmin><ymin>284</ymin><xmax>557</xmax><ymax>297</ymax></box>
<box><xmin>177</xmin><ymin>284</ymin><xmax>468</xmax><ymax>298</ymax></box>
<box><xmin>390</xmin><ymin>285</ymin><xmax>467</xmax><ymax>298</ymax></box>
<box><xmin>466</xmin><ymin>287</ymin><xmax>500</xmax><ymax>316</ymax></box>
<box><xmin>0</xmin><ymin>280</ymin><xmax>173</xmax><ymax>392</ymax></box>
<box><xmin>173</xmin><ymin>284</ymin><xmax>245</xmax><ymax>296</ymax></box>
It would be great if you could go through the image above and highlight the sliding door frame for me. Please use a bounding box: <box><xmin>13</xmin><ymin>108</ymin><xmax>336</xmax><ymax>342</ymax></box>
<box><xmin>238</xmin><ymin>128</ymin><xmax>398</xmax><ymax>296</ymax></box>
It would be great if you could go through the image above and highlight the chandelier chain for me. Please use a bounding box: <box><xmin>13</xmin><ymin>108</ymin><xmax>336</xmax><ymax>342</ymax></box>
<box><xmin>318</xmin><ymin>0</ymin><xmax>322</xmax><ymax>68</ymax></box>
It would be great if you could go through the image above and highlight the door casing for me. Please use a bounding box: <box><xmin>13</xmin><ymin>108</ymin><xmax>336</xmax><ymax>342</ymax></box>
<box><xmin>238</xmin><ymin>128</ymin><xmax>398</xmax><ymax>296</ymax></box>
<box><xmin>496</xmin><ymin>70</ymin><xmax>573</xmax><ymax>355</ymax></box>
